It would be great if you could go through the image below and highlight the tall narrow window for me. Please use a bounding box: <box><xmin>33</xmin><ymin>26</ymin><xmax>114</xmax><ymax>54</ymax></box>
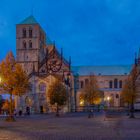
<box><xmin>114</xmin><ymin>79</ymin><xmax>118</xmax><ymax>89</ymax></box>
<box><xmin>29</xmin><ymin>28</ymin><xmax>32</xmax><ymax>38</ymax></box>
<box><xmin>22</xmin><ymin>28</ymin><xmax>26</xmax><ymax>38</ymax></box>
<box><xmin>80</xmin><ymin>81</ymin><xmax>84</xmax><ymax>89</ymax></box>
<box><xmin>23</xmin><ymin>41</ymin><xmax>26</xmax><ymax>49</ymax></box>
<box><xmin>109</xmin><ymin>80</ymin><xmax>113</xmax><ymax>88</ymax></box>
<box><xmin>85</xmin><ymin>79</ymin><xmax>89</xmax><ymax>86</ymax></box>
<box><xmin>119</xmin><ymin>80</ymin><xmax>122</xmax><ymax>88</ymax></box>
<box><xmin>29</xmin><ymin>40</ymin><xmax>32</xmax><ymax>48</ymax></box>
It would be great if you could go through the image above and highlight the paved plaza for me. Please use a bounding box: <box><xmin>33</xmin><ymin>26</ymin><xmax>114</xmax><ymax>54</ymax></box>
<box><xmin>0</xmin><ymin>112</ymin><xmax>140</xmax><ymax>140</ymax></box>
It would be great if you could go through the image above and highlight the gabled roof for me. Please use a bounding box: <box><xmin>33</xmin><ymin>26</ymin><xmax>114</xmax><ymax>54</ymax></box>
<box><xmin>19</xmin><ymin>15</ymin><xmax>38</xmax><ymax>25</ymax></box>
<box><xmin>72</xmin><ymin>65</ymin><xmax>132</xmax><ymax>76</ymax></box>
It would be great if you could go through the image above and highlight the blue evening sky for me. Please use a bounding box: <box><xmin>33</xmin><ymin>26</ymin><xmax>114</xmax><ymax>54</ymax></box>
<box><xmin>0</xmin><ymin>0</ymin><xmax>140</xmax><ymax>66</ymax></box>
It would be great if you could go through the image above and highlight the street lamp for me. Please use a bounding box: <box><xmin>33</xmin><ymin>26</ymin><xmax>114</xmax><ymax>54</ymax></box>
<box><xmin>107</xmin><ymin>96</ymin><xmax>110</xmax><ymax>101</ymax></box>
<box><xmin>107</xmin><ymin>96</ymin><xmax>111</xmax><ymax>108</ymax></box>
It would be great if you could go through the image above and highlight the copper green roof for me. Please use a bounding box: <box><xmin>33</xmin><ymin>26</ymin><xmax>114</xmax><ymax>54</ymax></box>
<box><xmin>72</xmin><ymin>65</ymin><xmax>132</xmax><ymax>76</ymax></box>
<box><xmin>19</xmin><ymin>15</ymin><xmax>38</xmax><ymax>24</ymax></box>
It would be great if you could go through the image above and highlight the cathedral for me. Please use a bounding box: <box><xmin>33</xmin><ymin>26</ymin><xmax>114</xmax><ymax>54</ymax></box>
<box><xmin>15</xmin><ymin>15</ymin><xmax>74</xmax><ymax>113</ymax></box>
<box><xmin>15</xmin><ymin>15</ymin><xmax>140</xmax><ymax>114</ymax></box>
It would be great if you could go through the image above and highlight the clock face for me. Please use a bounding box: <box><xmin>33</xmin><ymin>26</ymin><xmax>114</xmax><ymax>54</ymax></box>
<box><xmin>47</xmin><ymin>58</ymin><xmax>62</xmax><ymax>73</ymax></box>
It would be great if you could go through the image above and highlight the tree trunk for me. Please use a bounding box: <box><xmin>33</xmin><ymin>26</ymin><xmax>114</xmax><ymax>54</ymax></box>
<box><xmin>127</xmin><ymin>102</ymin><xmax>130</xmax><ymax>116</ymax></box>
<box><xmin>5</xmin><ymin>93</ymin><xmax>15</xmax><ymax>122</ymax></box>
<box><xmin>10</xmin><ymin>93</ymin><xmax>13</xmax><ymax>116</ymax></box>
<box><xmin>56</xmin><ymin>103</ymin><xmax>59</xmax><ymax>117</ymax></box>
<box><xmin>130</xmin><ymin>96</ymin><xmax>135</xmax><ymax>118</ymax></box>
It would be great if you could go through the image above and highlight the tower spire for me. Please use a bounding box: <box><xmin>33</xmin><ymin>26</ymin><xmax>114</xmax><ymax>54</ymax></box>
<box><xmin>138</xmin><ymin>47</ymin><xmax>140</xmax><ymax>59</ymax></box>
<box><xmin>138</xmin><ymin>47</ymin><xmax>140</xmax><ymax>65</ymax></box>
<box><xmin>69</xmin><ymin>56</ymin><xmax>71</xmax><ymax>71</ymax></box>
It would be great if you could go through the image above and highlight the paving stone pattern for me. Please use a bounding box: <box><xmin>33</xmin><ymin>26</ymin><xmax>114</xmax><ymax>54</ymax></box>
<box><xmin>0</xmin><ymin>112</ymin><xmax>140</xmax><ymax>140</ymax></box>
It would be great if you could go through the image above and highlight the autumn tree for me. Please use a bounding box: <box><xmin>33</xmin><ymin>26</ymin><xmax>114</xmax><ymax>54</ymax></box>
<box><xmin>121</xmin><ymin>65</ymin><xmax>139</xmax><ymax>118</ymax></box>
<box><xmin>0</xmin><ymin>52</ymin><xmax>30</xmax><ymax>121</ymax></box>
<box><xmin>48</xmin><ymin>79</ymin><xmax>67</xmax><ymax>117</ymax></box>
<box><xmin>2</xmin><ymin>99</ymin><xmax>14</xmax><ymax>114</ymax></box>
<box><xmin>84</xmin><ymin>75</ymin><xmax>103</xmax><ymax>106</ymax></box>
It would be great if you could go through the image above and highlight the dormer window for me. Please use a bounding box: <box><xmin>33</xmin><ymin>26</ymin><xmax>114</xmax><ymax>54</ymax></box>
<box><xmin>29</xmin><ymin>28</ymin><xmax>32</xmax><ymax>38</ymax></box>
<box><xmin>22</xmin><ymin>28</ymin><xmax>26</xmax><ymax>38</ymax></box>
<box><xmin>29</xmin><ymin>40</ymin><xmax>32</xmax><ymax>48</ymax></box>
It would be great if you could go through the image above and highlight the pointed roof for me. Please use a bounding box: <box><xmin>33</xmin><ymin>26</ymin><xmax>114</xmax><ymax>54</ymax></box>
<box><xmin>19</xmin><ymin>15</ymin><xmax>38</xmax><ymax>25</ymax></box>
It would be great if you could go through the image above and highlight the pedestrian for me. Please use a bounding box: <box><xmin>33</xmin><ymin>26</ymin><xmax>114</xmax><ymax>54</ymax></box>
<box><xmin>19</xmin><ymin>110</ymin><xmax>22</xmax><ymax>116</ymax></box>
<box><xmin>26</xmin><ymin>107</ymin><xmax>30</xmax><ymax>115</ymax></box>
<box><xmin>88</xmin><ymin>109</ymin><xmax>94</xmax><ymax>118</ymax></box>
<box><xmin>4</xmin><ymin>111</ymin><xmax>7</xmax><ymax>116</ymax></box>
<box><xmin>91</xmin><ymin>109</ymin><xmax>94</xmax><ymax>117</ymax></box>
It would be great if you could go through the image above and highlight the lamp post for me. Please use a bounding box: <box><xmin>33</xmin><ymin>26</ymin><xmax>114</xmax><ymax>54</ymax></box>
<box><xmin>64</xmin><ymin>72</ymin><xmax>71</xmax><ymax>112</ymax></box>
<box><xmin>0</xmin><ymin>77</ymin><xmax>2</xmax><ymax>83</ymax></box>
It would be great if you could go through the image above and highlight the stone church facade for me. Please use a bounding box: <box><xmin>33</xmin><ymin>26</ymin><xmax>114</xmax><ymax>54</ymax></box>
<box><xmin>72</xmin><ymin>65</ymin><xmax>132</xmax><ymax>109</ymax></box>
<box><xmin>15</xmin><ymin>15</ymin><xmax>140</xmax><ymax>113</ymax></box>
<box><xmin>15</xmin><ymin>15</ymin><xmax>75</xmax><ymax>114</ymax></box>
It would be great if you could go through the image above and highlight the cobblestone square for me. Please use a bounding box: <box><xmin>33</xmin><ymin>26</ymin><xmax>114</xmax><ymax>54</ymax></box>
<box><xmin>0</xmin><ymin>112</ymin><xmax>140</xmax><ymax>140</ymax></box>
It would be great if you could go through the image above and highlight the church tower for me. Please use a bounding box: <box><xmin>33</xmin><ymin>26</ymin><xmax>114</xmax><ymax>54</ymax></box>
<box><xmin>16</xmin><ymin>15</ymin><xmax>46</xmax><ymax>74</ymax></box>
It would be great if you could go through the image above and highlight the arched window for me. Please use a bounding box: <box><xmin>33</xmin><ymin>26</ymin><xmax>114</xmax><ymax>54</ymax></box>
<box><xmin>29</xmin><ymin>40</ymin><xmax>32</xmax><ymax>48</ymax></box>
<box><xmin>23</xmin><ymin>41</ymin><xmax>26</xmax><ymax>49</ymax></box>
<box><xmin>39</xmin><ymin>83</ymin><xmax>46</xmax><ymax>92</ymax></box>
<box><xmin>119</xmin><ymin>80</ymin><xmax>122</xmax><ymax>88</ymax></box>
<box><xmin>29</xmin><ymin>28</ymin><xmax>32</xmax><ymax>38</ymax></box>
<box><xmin>22</xmin><ymin>28</ymin><xmax>26</xmax><ymax>38</ymax></box>
<box><xmin>114</xmin><ymin>79</ymin><xmax>118</xmax><ymax>89</ymax></box>
<box><xmin>109</xmin><ymin>80</ymin><xmax>113</xmax><ymax>88</ymax></box>
<box><xmin>80</xmin><ymin>81</ymin><xmax>84</xmax><ymax>89</ymax></box>
<box><xmin>85</xmin><ymin>79</ymin><xmax>89</xmax><ymax>86</ymax></box>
